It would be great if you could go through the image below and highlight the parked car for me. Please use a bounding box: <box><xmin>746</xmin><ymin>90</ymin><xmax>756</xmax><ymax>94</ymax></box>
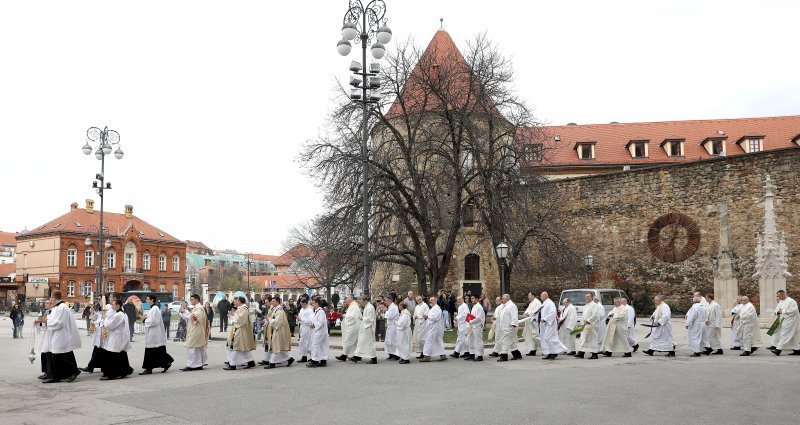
<box><xmin>168</xmin><ymin>301</ymin><xmax>183</xmax><ymax>313</ymax></box>
<box><xmin>558</xmin><ymin>288</ymin><xmax>630</xmax><ymax>325</ymax></box>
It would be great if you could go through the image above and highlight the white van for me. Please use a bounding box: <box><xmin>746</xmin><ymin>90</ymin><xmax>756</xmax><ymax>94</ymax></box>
<box><xmin>558</xmin><ymin>288</ymin><xmax>631</xmax><ymax>324</ymax></box>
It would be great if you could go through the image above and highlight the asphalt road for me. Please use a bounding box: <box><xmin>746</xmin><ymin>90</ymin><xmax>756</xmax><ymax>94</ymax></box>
<box><xmin>1</xmin><ymin>317</ymin><xmax>798</xmax><ymax>425</ymax></box>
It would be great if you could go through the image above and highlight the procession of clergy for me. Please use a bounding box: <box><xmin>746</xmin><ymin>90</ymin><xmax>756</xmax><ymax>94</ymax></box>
<box><xmin>34</xmin><ymin>287</ymin><xmax>800</xmax><ymax>383</ymax></box>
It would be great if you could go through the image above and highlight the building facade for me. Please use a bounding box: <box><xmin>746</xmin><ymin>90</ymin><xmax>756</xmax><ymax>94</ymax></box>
<box><xmin>14</xmin><ymin>200</ymin><xmax>186</xmax><ymax>304</ymax></box>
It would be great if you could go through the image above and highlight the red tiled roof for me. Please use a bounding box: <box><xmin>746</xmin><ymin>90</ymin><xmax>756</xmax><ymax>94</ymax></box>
<box><xmin>0</xmin><ymin>231</ymin><xmax>16</xmax><ymax>246</ymax></box>
<box><xmin>245</xmin><ymin>273</ymin><xmax>318</xmax><ymax>290</ymax></box>
<box><xmin>21</xmin><ymin>206</ymin><xmax>182</xmax><ymax>243</ymax></box>
<box><xmin>185</xmin><ymin>240</ymin><xmax>212</xmax><ymax>251</ymax></box>
<box><xmin>246</xmin><ymin>253</ymin><xmax>282</xmax><ymax>263</ymax></box>
<box><xmin>0</xmin><ymin>263</ymin><xmax>16</xmax><ymax>276</ymax></box>
<box><xmin>385</xmin><ymin>30</ymin><xmax>493</xmax><ymax>119</ymax></box>
<box><xmin>522</xmin><ymin>115</ymin><xmax>800</xmax><ymax>167</ymax></box>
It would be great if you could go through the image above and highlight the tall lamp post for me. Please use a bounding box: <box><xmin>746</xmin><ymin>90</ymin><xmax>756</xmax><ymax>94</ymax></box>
<box><xmin>337</xmin><ymin>0</ymin><xmax>393</xmax><ymax>300</ymax></box>
<box><xmin>495</xmin><ymin>242</ymin><xmax>509</xmax><ymax>296</ymax></box>
<box><xmin>584</xmin><ymin>254</ymin><xmax>594</xmax><ymax>288</ymax></box>
<box><xmin>81</xmin><ymin>126</ymin><xmax>123</xmax><ymax>301</ymax></box>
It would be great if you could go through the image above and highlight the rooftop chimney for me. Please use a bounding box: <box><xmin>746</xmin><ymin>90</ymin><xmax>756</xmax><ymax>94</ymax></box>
<box><xmin>85</xmin><ymin>199</ymin><xmax>95</xmax><ymax>214</ymax></box>
<box><xmin>70</xmin><ymin>202</ymin><xmax>78</xmax><ymax>211</ymax></box>
<box><xmin>124</xmin><ymin>204</ymin><xmax>133</xmax><ymax>218</ymax></box>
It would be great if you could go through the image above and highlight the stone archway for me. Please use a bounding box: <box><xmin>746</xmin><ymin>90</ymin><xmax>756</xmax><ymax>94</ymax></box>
<box><xmin>124</xmin><ymin>280</ymin><xmax>142</xmax><ymax>292</ymax></box>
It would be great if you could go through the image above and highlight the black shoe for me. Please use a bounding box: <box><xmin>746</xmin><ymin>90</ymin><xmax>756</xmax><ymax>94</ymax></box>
<box><xmin>319</xmin><ymin>360</ymin><xmax>327</xmax><ymax>367</ymax></box>
<box><xmin>265</xmin><ymin>363</ymin><xmax>277</xmax><ymax>369</ymax></box>
<box><xmin>306</xmin><ymin>361</ymin><xmax>318</xmax><ymax>368</ymax></box>
<box><xmin>416</xmin><ymin>354</ymin><xmax>425</xmax><ymax>359</ymax></box>
<box><xmin>511</xmin><ymin>350</ymin><xmax>522</xmax><ymax>360</ymax></box>
<box><xmin>37</xmin><ymin>374</ymin><xmax>48</xmax><ymax>380</ymax></box>
<box><xmin>791</xmin><ymin>350</ymin><xmax>800</xmax><ymax>356</ymax></box>
<box><xmin>623</xmin><ymin>352</ymin><xmax>632</xmax><ymax>357</ymax></box>
<box><xmin>387</xmin><ymin>356</ymin><xmax>399</xmax><ymax>361</ymax></box>
<box><xmin>79</xmin><ymin>367</ymin><xmax>93</xmax><ymax>373</ymax></box>
<box><xmin>712</xmin><ymin>349</ymin><xmax>723</xmax><ymax>355</ymax></box>
<box><xmin>767</xmin><ymin>346</ymin><xmax>776</xmax><ymax>350</ymax></box>
<box><xmin>740</xmin><ymin>351</ymin><xmax>750</xmax><ymax>356</ymax></box>
<box><xmin>549</xmin><ymin>354</ymin><xmax>558</xmax><ymax>360</ymax></box>
<box><xmin>162</xmin><ymin>363</ymin><xmax>171</xmax><ymax>373</ymax></box>
<box><xmin>139</xmin><ymin>369</ymin><xmax>153</xmax><ymax>375</ymax></box>
<box><xmin>350</xmin><ymin>356</ymin><xmax>361</xmax><ymax>363</ymax></box>
<box><xmin>224</xmin><ymin>361</ymin><xmax>229</xmax><ymax>365</ymax></box>
<box><xmin>489</xmin><ymin>352</ymin><xmax>499</xmax><ymax>357</ymax></box>
<box><xmin>603</xmin><ymin>351</ymin><xmax>612</xmax><ymax>357</ymax></box>
<box><xmin>731</xmin><ymin>346</ymin><xmax>741</xmax><ymax>350</ymax></box>
<box><xmin>245</xmin><ymin>361</ymin><xmax>256</xmax><ymax>369</ymax></box>
<box><xmin>460</xmin><ymin>352</ymin><xmax>471</xmax><ymax>358</ymax></box>
<box><xmin>567</xmin><ymin>351</ymin><xmax>576</xmax><ymax>356</ymax></box>
<box><xmin>750</xmin><ymin>348</ymin><xmax>758</xmax><ymax>353</ymax></box>
<box><xmin>463</xmin><ymin>354</ymin><xmax>475</xmax><ymax>360</ymax></box>
<box><xmin>287</xmin><ymin>358</ymin><xmax>294</xmax><ymax>367</ymax></box>
<box><xmin>41</xmin><ymin>379</ymin><xmax>59</xmax><ymax>384</ymax></box>
<box><xmin>643</xmin><ymin>349</ymin><xmax>654</xmax><ymax>356</ymax></box>
<box><xmin>632</xmin><ymin>344</ymin><xmax>639</xmax><ymax>352</ymax></box>
<box><xmin>666</xmin><ymin>351</ymin><xmax>675</xmax><ymax>357</ymax></box>
<box><xmin>398</xmin><ymin>359</ymin><xmax>410</xmax><ymax>364</ymax></box>
<box><xmin>335</xmin><ymin>355</ymin><xmax>347</xmax><ymax>362</ymax></box>
<box><xmin>497</xmin><ymin>354</ymin><xmax>509</xmax><ymax>362</ymax></box>
<box><xmin>449</xmin><ymin>352</ymin><xmax>460</xmax><ymax>358</ymax></box>
<box><xmin>576</xmin><ymin>352</ymin><xmax>585</xmax><ymax>359</ymax></box>
<box><xmin>180</xmin><ymin>367</ymin><xmax>192</xmax><ymax>372</ymax></box>
<box><xmin>224</xmin><ymin>365</ymin><xmax>237</xmax><ymax>370</ymax></box>
<box><xmin>526</xmin><ymin>350</ymin><xmax>537</xmax><ymax>356</ymax></box>
<box><xmin>473</xmin><ymin>356</ymin><xmax>483</xmax><ymax>361</ymax></box>
<box><xmin>369</xmin><ymin>358</ymin><xmax>377</xmax><ymax>364</ymax></box>
<box><xmin>691</xmin><ymin>353</ymin><xmax>702</xmax><ymax>357</ymax></box>
<box><xmin>588</xmin><ymin>353</ymin><xmax>598</xmax><ymax>359</ymax></box>
<box><xmin>297</xmin><ymin>356</ymin><xmax>308</xmax><ymax>363</ymax></box>
<box><xmin>704</xmin><ymin>347</ymin><xmax>713</xmax><ymax>355</ymax></box>
<box><xmin>772</xmin><ymin>349</ymin><xmax>782</xmax><ymax>356</ymax></box>
<box><xmin>100</xmin><ymin>376</ymin><xmax>115</xmax><ymax>381</ymax></box>
<box><xmin>257</xmin><ymin>361</ymin><xmax>268</xmax><ymax>365</ymax></box>
<box><xmin>67</xmin><ymin>371</ymin><xmax>81</xmax><ymax>382</ymax></box>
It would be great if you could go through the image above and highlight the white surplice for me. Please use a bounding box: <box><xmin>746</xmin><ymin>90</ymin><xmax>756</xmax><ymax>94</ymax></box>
<box><xmin>685</xmin><ymin>302</ymin><xmax>707</xmax><ymax>353</ymax></box>
<box><xmin>488</xmin><ymin>303</ymin><xmax>504</xmax><ymax>350</ymax></box>
<box><xmin>341</xmin><ymin>301</ymin><xmax>361</xmax><ymax>356</ymax></box>
<box><xmin>396</xmin><ymin>310</ymin><xmax>412</xmax><ymax>360</ymax></box>
<box><xmin>469</xmin><ymin>303</ymin><xmax>485</xmax><ymax>357</ymax></box>
<box><xmin>558</xmin><ymin>303</ymin><xmax>577</xmax><ymax>352</ymax></box>
<box><xmin>578</xmin><ymin>301</ymin><xmax>599</xmax><ymax>354</ymax></box>
<box><xmin>736</xmin><ymin>302</ymin><xmax>763</xmax><ymax>351</ymax></box>
<box><xmin>539</xmin><ymin>299</ymin><xmax>567</xmax><ymax>355</ymax></box>
<box><xmin>354</xmin><ymin>302</ymin><xmax>377</xmax><ymax>359</ymax></box>
<box><xmin>384</xmin><ymin>303</ymin><xmax>399</xmax><ymax>356</ymax></box>
<box><xmin>310</xmin><ymin>307</ymin><xmax>329</xmax><ymax>362</ymax></box>
<box><xmin>454</xmin><ymin>302</ymin><xmax>471</xmax><ymax>354</ymax></box>
<box><xmin>144</xmin><ymin>306</ymin><xmax>167</xmax><ymax>349</ymax></box>
<box><xmin>730</xmin><ymin>303</ymin><xmax>743</xmax><ymax>348</ymax></box>
<box><xmin>522</xmin><ymin>298</ymin><xmax>542</xmax><ymax>354</ymax></box>
<box><xmin>595</xmin><ymin>303</ymin><xmax>607</xmax><ymax>350</ymax></box>
<box><xmin>625</xmin><ymin>304</ymin><xmax>637</xmax><ymax>347</ymax></box>
<box><xmin>47</xmin><ymin>301</ymin><xmax>81</xmax><ymax>354</ymax></box>
<box><xmin>412</xmin><ymin>302</ymin><xmax>429</xmax><ymax>353</ymax></box>
<box><xmin>104</xmin><ymin>311</ymin><xmax>131</xmax><ymax>353</ymax></box>
<box><xmin>705</xmin><ymin>300</ymin><xmax>722</xmax><ymax>350</ymax></box>
<box><xmin>602</xmin><ymin>305</ymin><xmax>631</xmax><ymax>353</ymax></box>
<box><xmin>497</xmin><ymin>301</ymin><xmax>518</xmax><ymax>354</ymax></box>
<box><xmin>298</xmin><ymin>305</ymin><xmax>314</xmax><ymax>358</ymax></box>
<box><xmin>775</xmin><ymin>297</ymin><xmax>799</xmax><ymax>351</ymax></box>
<box><xmin>649</xmin><ymin>303</ymin><xmax>674</xmax><ymax>352</ymax></box>
<box><xmin>422</xmin><ymin>304</ymin><xmax>445</xmax><ymax>357</ymax></box>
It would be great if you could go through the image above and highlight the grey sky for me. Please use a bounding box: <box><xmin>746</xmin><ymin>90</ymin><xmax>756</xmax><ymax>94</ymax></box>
<box><xmin>1</xmin><ymin>0</ymin><xmax>798</xmax><ymax>254</ymax></box>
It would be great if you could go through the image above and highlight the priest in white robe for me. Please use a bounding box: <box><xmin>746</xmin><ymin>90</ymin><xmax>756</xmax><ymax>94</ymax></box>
<box><xmin>411</xmin><ymin>295</ymin><xmax>429</xmax><ymax>358</ymax></box>
<box><xmin>38</xmin><ymin>290</ymin><xmax>82</xmax><ymax>383</ymax></box>
<box><xmin>643</xmin><ymin>295</ymin><xmax>675</xmax><ymax>357</ymax></box>
<box><xmin>336</xmin><ymin>296</ymin><xmax>362</xmax><ymax>362</ymax></box>
<box><xmin>264</xmin><ymin>297</ymin><xmax>294</xmax><ymax>368</ymax></box>
<box><xmin>539</xmin><ymin>292</ymin><xmax>567</xmax><ymax>360</ymax></box>
<box><xmin>704</xmin><ymin>294</ymin><xmax>723</xmax><ymax>355</ymax></box>
<box><xmin>101</xmin><ymin>299</ymin><xmax>134</xmax><ymax>380</ymax></box>
<box><xmin>735</xmin><ymin>296</ymin><xmax>763</xmax><ymax>356</ymax></box>
<box><xmin>521</xmin><ymin>292</ymin><xmax>542</xmax><ymax>357</ymax></box>
<box><xmin>601</xmin><ymin>298</ymin><xmax>632</xmax><ymax>357</ymax></box>
<box><xmin>730</xmin><ymin>296</ymin><xmax>743</xmax><ymax>350</ymax></box>
<box><xmin>488</xmin><ymin>296</ymin><xmax>504</xmax><ymax>357</ymax></box>
<box><xmin>467</xmin><ymin>294</ymin><xmax>485</xmax><ymax>361</ymax></box>
<box><xmin>224</xmin><ymin>295</ymin><xmax>257</xmax><ymax>370</ymax></box>
<box><xmin>558</xmin><ymin>298</ymin><xmax>578</xmax><ymax>355</ymax></box>
<box><xmin>297</xmin><ymin>298</ymin><xmax>314</xmax><ymax>362</ymax></box>
<box><xmin>179</xmin><ymin>294</ymin><xmax>209</xmax><ymax>371</ymax></box>
<box><xmin>620</xmin><ymin>298</ymin><xmax>638</xmax><ymax>352</ymax></box>
<box><xmin>384</xmin><ymin>299</ymin><xmax>400</xmax><ymax>360</ymax></box>
<box><xmin>685</xmin><ymin>296</ymin><xmax>707</xmax><ymax>357</ymax></box>
<box><xmin>594</xmin><ymin>297</ymin><xmax>607</xmax><ymax>352</ymax></box>
<box><xmin>420</xmin><ymin>296</ymin><xmax>447</xmax><ymax>362</ymax></box>
<box><xmin>140</xmin><ymin>295</ymin><xmax>173</xmax><ymax>374</ymax></box>
<box><xmin>576</xmin><ymin>293</ymin><xmax>600</xmax><ymax>359</ymax></box>
<box><xmin>352</xmin><ymin>297</ymin><xmax>378</xmax><ymax>364</ymax></box>
<box><xmin>771</xmin><ymin>290</ymin><xmax>800</xmax><ymax>356</ymax></box>
<box><xmin>306</xmin><ymin>298</ymin><xmax>329</xmax><ymax>367</ymax></box>
<box><xmin>396</xmin><ymin>302</ymin><xmax>412</xmax><ymax>363</ymax></box>
<box><xmin>496</xmin><ymin>294</ymin><xmax>521</xmax><ymax>361</ymax></box>
<box><xmin>451</xmin><ymin>296</ymin><xmax>471</xmax><ymax>358</ymax></box>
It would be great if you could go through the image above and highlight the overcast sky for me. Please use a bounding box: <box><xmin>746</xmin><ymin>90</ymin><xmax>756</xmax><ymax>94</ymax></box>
<box><xmin>1</xmin><ymin>0</ymin><xmax>798</xmax><ymax>254</ymax></box>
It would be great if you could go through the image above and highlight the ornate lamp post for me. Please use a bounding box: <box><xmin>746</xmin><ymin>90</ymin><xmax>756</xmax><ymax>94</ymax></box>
<box><xmin>584</xmin><ymin>254</ymin><xmax>594</xmax><ymax>288</ymax></box>
<box><xmin>336</xmin><ymin>0</ymin><xmax>392</xmax><ymax>300</ymax></box>
<box><xmin>81</xmin><ymin>127</ymin><xmax>123</xmax><ymax>301</ymax></box>
<box><xmin>495</xmin><ymin>242</ymin><xmax>509</xmax><ymax>296</ymax></box>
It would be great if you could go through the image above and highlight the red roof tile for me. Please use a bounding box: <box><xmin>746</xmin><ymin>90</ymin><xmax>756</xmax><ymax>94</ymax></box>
<box><xmin>245</xmin><ymin>273</ymin><xmax>318</xmax><ymax>290</ymax></box>
<box><xmin>0</xmin><ymin>263</ymin><xmax>15</xmax><ymax>276</ymax></box>
<box><xmin>0</xmin><ymin>231</ymin><xmax>16</xmax><ymax>246</ymax></box>
<box><xmin>21</xmin><ymin>206</ymin><xmax>182</xmax><ymax>243</ymax></box>
<box><xmin>521</xmin><ymin>115</ymin><xmax>800</xmax><ymax>167</ymax></box>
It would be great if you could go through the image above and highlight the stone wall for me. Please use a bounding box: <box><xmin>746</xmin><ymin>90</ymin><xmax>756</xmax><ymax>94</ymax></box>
<box><xmin>519</xmin><ymin>148</ymin><xmax>800</xmax><ymax>314</ymax></box>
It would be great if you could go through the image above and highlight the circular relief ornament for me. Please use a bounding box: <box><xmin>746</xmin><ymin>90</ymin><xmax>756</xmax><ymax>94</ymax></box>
<box><xmin>647</xmin><ymin>212</ymin><xmax>700</xmax><ymax>263</ymax></box>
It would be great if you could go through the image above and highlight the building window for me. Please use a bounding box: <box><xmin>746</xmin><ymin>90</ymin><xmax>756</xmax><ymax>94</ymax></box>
<box><xmin>173</xmin><ymin>284</ymin><xmax>179</xmax><ymax>298</ymax></box>
<box><xmin>632</xmin><ymin>142</ymin><xmax>647</xmax><ymax>158</ymax></box>
<box><xmin>159</xmin><ymin>253</ymin><xmax>167</xmax><ymax>271</ymax></box>
<box><xmin>523</xmin><ymin>143</ymin><xmax>543</xmax><ymax>162</ymax></box>
<box><xmin>464</xmin><ymin>254</ymin><xmax>480</xmax><ymax>281</ymax></box>
<box><xmin>711</xmin><ymin>139</ymin><xmax>724</xmax><ymax>155</ymax></box>
<box><xmin>106</xmin><ymin>282</ymin><xmax>114</xmax><ymax>293</ymax></box>
<box><xmin>85</xmin><ymin>250</ymin><xmax>94</xmax><ymax>268</ymax></box>
<box><xmin>67</xmin><ymin>246</ymin><xmax>77</xmax><ymax>267</ymax></box>
<box><xmin>106</xmin><ymin>250</ymin><xmax>116</xmax><ymax>269</ymax></box>
<box><xmin>462</xmin><ymin>150</ymin><xmax>474</xmax><ymax>173</ymax></box>
<box><xmin>143</xmin><ymin>252</ymin><xmax>151</xmax><ymax>270</ymax></box>
<box><xmin>84</xmin><ymin>281</ymin><xmax>92</xmax><ymax>297</ymax></box>
<box><xmin>747</xmin><ymin>138</ymin><xmax>762</xmax><ymax>153</ymax></box>
<box><xmin>577</xmin><ymin>143</ymin><xmax>594</xmax><ymax>160</ymax></box>
<box><xmin>159</xmin><ymin>283</ymin><xmax>166</xmax><ymax>292</ymax></box>
<box><xmin>125</xmin><ymin>253</ymin><xmax>134</xmax><ymax>271</ymax></box>
<box><xmin>204</xmin><ymin>259</ymin><xmax>212</xmax><ymax>267</ymax></box>
<box><xmin>668</xmin><ymin>140</ymin><xmax>683</xmax><ymax>157</ymax></box>
<box><xmin>462</xmin><ymin>203</ymin><xmax>476</xmax><ymax>227</ymax></box>
<box><xmin>67</xmin><ymin>280</ymin><xmax>75</xmax><ymax>297</ymax></box>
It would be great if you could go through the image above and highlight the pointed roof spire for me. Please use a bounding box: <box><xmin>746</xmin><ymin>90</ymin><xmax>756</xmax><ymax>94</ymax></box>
<box><xmin>439</xmin><ymin>17</ymin><xmax>444</xmax><ymax>30</ymax></box>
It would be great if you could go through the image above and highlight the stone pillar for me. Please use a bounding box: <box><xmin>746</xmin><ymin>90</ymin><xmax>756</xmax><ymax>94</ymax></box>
<box><xmin>753</xmin><ymin>175</ymin><xmax>792</xmax><ymax>317</ymax></box>
<box><xmin>712</xmin><ymin>201</ymin><xmax>739</xmax><ymax>317</ymax></box>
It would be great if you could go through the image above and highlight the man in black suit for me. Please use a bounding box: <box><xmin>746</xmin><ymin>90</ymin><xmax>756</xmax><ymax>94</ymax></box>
<box><xmin>217</xmin><ymin>296</ymin><xmax>231</xmax><ymax>332</ymax></box>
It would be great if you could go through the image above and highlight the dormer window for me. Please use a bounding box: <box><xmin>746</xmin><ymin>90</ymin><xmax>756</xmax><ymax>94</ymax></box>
<box><xmin>661</xmin><ymin>139</ymin><xmax>685</xmax><ymax>157</ymax></box>
<box><xmin>702</xmin><ymin>137</ymin><xmax>727</xmax><ymax>156</ymax></box>
<box><xmin>575</xmin><ymin>142</ymin><xmax>596</xmax><ymax>160</ymax></box>
<box><xmin>792</xmin><ymin>134</ymin><xmax>800</xmax><ymax>147</ymax></box>
<box><xmin>735</xmin><ymin>136</ymin><xmax>764</xmax><ymax>153</ymax></box>
<box><xmin>626</xmin><ymin>140</ymin><xmax>649</xmax><ymax>159</ymax></box>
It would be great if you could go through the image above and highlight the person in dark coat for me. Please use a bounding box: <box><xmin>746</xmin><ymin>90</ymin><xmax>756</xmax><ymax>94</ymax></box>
<box><xmin>204</xmin><ymin>302</ymin><xmax>214</xmax><ymax>340</ymax></box>
<box><xmin>285</xmin><ymin>300</ymin><xmax>298</xmax><ymax>337</ymax></box>
<box><xmin>331</xmin><ymin>292</ymin><xmax>340</xmax><ymax>311</ymax></box>
<box><xmin>161</xmin><ymin>306</ymin><xmax>172</xmax><ymax>339</ymax></box>
<box><xmin>122</xmin><ymin>299</ymin><xmax>137</xmax><ymax>342</ymax></box>
<box><xmin>217</xmin><ymin>296</ymin><xmax>231</xmax><ymax>332</ymax></box>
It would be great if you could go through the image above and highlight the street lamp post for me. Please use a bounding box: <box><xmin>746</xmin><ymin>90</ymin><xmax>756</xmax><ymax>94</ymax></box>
<box><xmin>584</xmin><ymin>254</ymin><xmax>594</xmax><ymax>288</ymax></box>
<box><xmin>495</xmin><ymin>242</ymin><xmax>509</xmax><ymax>296</ymax></box>
<box><xmin>82</xmin><ymin>127</ymin><xmax>123</xmax><ymax>301</ymax></box>
<box><xmin>337</xmin><ymin>0</ymin><xmax>392</xmax><ymax>300</ymax></box>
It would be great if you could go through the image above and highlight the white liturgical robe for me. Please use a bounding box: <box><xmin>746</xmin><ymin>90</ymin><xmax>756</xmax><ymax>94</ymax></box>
<box><xmin>705</xmin><ymin>300</ymin><xmax>722</xmax><ymax>350</ymax></box>
<box><xmin>539</xmin><ymin>299</ymin><xmax>567</xmax><ymax>355</ymax></box>
<box><xmin>310</xmin><ymin>307</ymin><xmax>329</xmax><ymax>362</ymax></box>
<box><xmin>354</xmin><ymin>302</ymin><xmax>377</xmax><ymax>359</ymax></box>
<box><xmin>298</xmin><ymin>305</ymin><xmax>314</xmax><ymax>358</ymax></box>
<box><xmin>522</xmin><ymin>298</ymin><xmax>542</xmax><ymax>354</ymax></box>
<box><xmin>412</xmin><ymin>302</ymin><xmax>429</xmax><ymax>353</ymax></box>
<box><xmin>341</xmin><ymin>301</ymin><xmax>361</xmax><ymax>356</ymax></box>
<box><xmin>454</xmin><ymin>302</ymin><xmax>470</xmax><ymax>354</ymax></box>
<box><xmin>384</xmin><ymin>303</ymin><xmax>399</xmax><ymax>356</ymax></box>
<box><xmin>649</xmin><ymin>303</ymin><xmax>674</xmax><ymax>352</ymax></box>
<box><xmin>685</xmin><ymin>302</ymin><xmax>707</xmax><ymax>353</ymax></box>
<box><xmin>469</xmin><ymin>303</ymin><xmax>485</xmax><ymax>357</ymax></box>
<box><xmin>775</xmin><ymin>297</ymin><xmax>800</xmax><ymax>351</ymax></box>
<box><xmin>730</xmin><ymin>303</ymin><xmax>743</xmax><ymax>348</ymax></box>
<box><xmin>396</xmin><ymin>310</ymin><xmax>412</xmax><ymax>360</ymax></box>
<box><xmin>488</xmin><ymin>303</ymin><xmax>504</xmax><ymax>347</ymax></box>
<box><xmin>602</xmin><ymin>305</ymin><xmax>631</xmax><ymax>353</ymax></box>
<box><xmin>104</xmin><ymin>311</ymin><xmax>132</xmax><ymax>353</ymax></box>
<box><xmin>497</xmin><ymin>301</ymin><xmax>518</xmax><ymax>354</ymax></box>
<box><xmin>423</xmin><ymin>304</ymin><xmax>445</xmax><ymax>357</ymax></box>
<box><xmin>47</xmin><ymin>301</ymin><xmax>81</xmax><ymax>354</ymax></box>
<box><xmin>625</xmin><ymin>304</ymin><xmax>637</xmax><ymax>348</ymax></box>
<box><xmin>736</xmin><ymin>302</ymin><xmax>763</xmax><ymax>351</ymax></box>
<box><xmin>558</xmin><ymin>304</ymin><xmax>577</xmax><ymax>352</ymax></box>
<box><xmin>595</xmin><ymin>303</ymin><xmax>607</xmax><ymax>350</ymax></box>
<box><xmin>578</xmin><ymin>301</ymin><xmax>600</xmax><ymax>354</ymax></box>
<box><xmin>144</xmin><ymin>305</ymin><xmax>167</xmax><ymax>348</ymax></box>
